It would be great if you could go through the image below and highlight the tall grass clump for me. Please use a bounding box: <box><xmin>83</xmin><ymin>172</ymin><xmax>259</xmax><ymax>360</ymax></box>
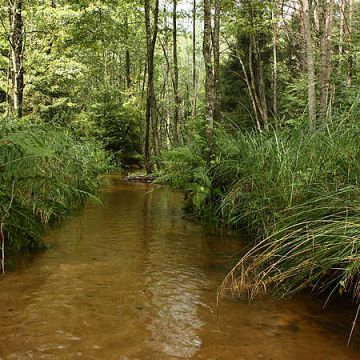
<box><xmin>161</xmin><ymin>117</ymin><xmax>360</xmax><ymax>304</ymax></box>
<box><xmin>0</xmin><ymin>121</ymin><xmax>109</xmax><ymax>271</ymax></box>
<box><xmin>217</xmin><ymin>121</ymin><xmax>360</xmax><ymax>303</ymax></box>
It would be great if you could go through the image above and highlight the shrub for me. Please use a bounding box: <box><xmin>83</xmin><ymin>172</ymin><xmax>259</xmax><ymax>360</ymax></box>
<box><xmin>0</xmin><ymin>121</ymin><xmax>109</xmax><ymax>270</ymax></box>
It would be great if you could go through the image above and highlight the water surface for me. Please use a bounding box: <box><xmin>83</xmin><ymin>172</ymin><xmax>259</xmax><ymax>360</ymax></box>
<box><xmin>0</xmin><ymin>174</ymin><xmax>359</xmax><ymax>359</ymax></box>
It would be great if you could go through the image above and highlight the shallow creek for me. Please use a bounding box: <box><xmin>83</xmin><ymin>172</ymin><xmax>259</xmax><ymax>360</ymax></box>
<box><xmin>0</xmin><ymin>174</ymin><xmax>359</xmax><ymax>359</ymax></box>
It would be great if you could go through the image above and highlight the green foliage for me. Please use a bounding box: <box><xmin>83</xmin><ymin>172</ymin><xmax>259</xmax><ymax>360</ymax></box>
<box><xmin>0</xmin><ymin>121</ymin><xmax>109</xmax><ymax>258</ymax></box>
<box><xmin>0</xmin><ymin>0</ymin><xmax>146</xmax><ymax>165</ymax></box>
<box><xmin>91</xmin><ymin>92</ymin><xmax>143</xmax><ymax>167</ymax></box>
<box><xmin>162</xmin><ymin>115</ymin><xmax>360</xmax><ymax>303</ymax></box>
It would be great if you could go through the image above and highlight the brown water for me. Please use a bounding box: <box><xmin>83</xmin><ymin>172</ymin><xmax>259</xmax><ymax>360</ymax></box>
<box><xmin>0</xmin><ymin>174</ymin><xmax>359</xmax><ymax>360</ymax></box>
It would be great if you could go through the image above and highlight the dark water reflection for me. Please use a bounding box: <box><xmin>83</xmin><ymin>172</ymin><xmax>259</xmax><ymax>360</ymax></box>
<box><xmin>0</xmin><ymin>174</ymin><xmax>359</xmax><ymax>359</ymax></box>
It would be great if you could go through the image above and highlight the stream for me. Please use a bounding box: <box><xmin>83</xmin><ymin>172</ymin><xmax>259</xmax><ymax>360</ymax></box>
<box><xmin>0</xmin><ymin>174</ymin><xmax>359</xmax><ymax>359</ymax></box>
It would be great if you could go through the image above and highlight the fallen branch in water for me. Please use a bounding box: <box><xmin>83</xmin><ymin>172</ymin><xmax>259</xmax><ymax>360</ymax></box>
<box><xmin>126</xmin><ymin>174</ymin><xmax>157</xmax><ymax>183</ymax></box>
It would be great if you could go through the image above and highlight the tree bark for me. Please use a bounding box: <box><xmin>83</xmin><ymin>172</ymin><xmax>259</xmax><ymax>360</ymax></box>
<box><xmin>125</xmin><ymin>16</ymin><xmax>132</xmax><ymax>89</ymax></box>
<box><xmin>318</xmin><ymin>0</ymin><xmax>333</xmax><ymax>121</ymax></box>
<box><xmin>339</xmin><ymin>0</ymin><xmax>345</xmax><ymax>57</ymax></box>
<box><xmin>144</xmin><ymin>0</ymin><xmax>160</xmax><ymax>174</ymax></box>
<box><xmin>256</xmin><ymin>43</ymin><xmax>269</xmax><ymax>130</ymax></box>
<box><xmin>299</xmin><ymin>0</ymin><xmax>306</xmax><ymax>72</ymax></box>
<box><xmin>301</xmin><ymin>0</ymin><xmax>316</xmax><ymax>129</ymax></box>
<box><xmin>8</xmin><ymin>0</ymin><xmax>24</xmax><ymax>119</ymax></box>
<box><xmin>348</xmin><ymin>0</ymin><xmax>354</xmax><ymax>85</ymax></box>
<box><xmin>162</xmin><ymin>4</ymin><xmax>172</xmax><ymax>147</ymax></box>
<box><xmin>213</xmin><ymin>0</ymin><xmax>221</xmax><ymax>123</ymax></box>
<box><xmin>203</xmin><ymin>0</ymin><xmax>215</xmax><ymax>159</ymax></box>
<box><xmin>172</xmin><ymin>0</ymin><xmax>180</xmax><ymax>144</ymax></box>
<box><xmin>272</xmin><ymin>0</ymin><xmax>279</xmax><ymax>121</ymax></box>
<box><xmin>192</xmin><ymin>0</ymin><xmax>197</xmax><ymax>119</ymax></box>
<box><xmin>235</xmin><ymin>51</ymin><xmax>261</xmax><ymax>131</ymax></box>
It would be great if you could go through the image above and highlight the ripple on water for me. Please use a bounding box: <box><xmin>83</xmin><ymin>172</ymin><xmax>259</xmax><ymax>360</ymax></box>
<box><xmin>0</xmin><ymin>175</ymin><xmax>359</xmax><ymax>360</ymax></box>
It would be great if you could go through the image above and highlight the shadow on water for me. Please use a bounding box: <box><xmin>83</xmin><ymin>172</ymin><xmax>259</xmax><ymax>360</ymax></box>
<box><xmin>0</xmin><ymin>173</ymin><xmax>359</xmax><ymax>359</ymax></box>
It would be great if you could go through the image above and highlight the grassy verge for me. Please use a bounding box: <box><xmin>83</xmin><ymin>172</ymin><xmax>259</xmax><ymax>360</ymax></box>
<box><xmin>159</xmin><ymin>119</ymin><xmax>360</xmax><ymax>304</ymax></box>
<box><xmin>0</xmin><ymin>122</ymin><xmax>109</xmax><ymax>272</ymax></box>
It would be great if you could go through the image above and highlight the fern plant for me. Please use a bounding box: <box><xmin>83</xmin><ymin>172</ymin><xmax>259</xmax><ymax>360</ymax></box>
<box><xmin>0</xmin><ymin>122</ymin><xmax>109</xmax><ymax>272</ymax></box>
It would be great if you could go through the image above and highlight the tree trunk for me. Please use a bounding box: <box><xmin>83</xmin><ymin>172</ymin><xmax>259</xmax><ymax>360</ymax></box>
<box><xmin>339</xmin><ymin>0</ymin><xmax>345</xmax><ymax>57</ymax></box>
<box><xmin>192</xmin><ymin>0</ymin><xmax>197</xmax><ymax>119</ymax></box>
<box><xmin>248</xmin><ymin>40</ymin><xmax>263</xmax><ymax>129</ymax></box>
<box><xmin>213</xmin><ymin>0</ymin><xmax>221</xmax><ymax>123</ymax></box>
<box><xmin>144</xmin><ymin>0</ymin><xmax>160</xmax><ymax>174</ymax></box>
<box><xmin>256</xmin><ymin>43</ymin><xmax>269</xmax><ymax>130</ymax></box>
<box><xmin>162</xmin><ymin>4</ymin><xmax>172</xmax><ymax>147</ymax></box>
<box><xmin>8</xmin><ymin>0</ymin><xmax>24</xmax><ymax>119</ymax></box>
<box><xmin>203</xmin><ymin>0</ymin><xmax>215</xmax><ymax>159</ymax></box>
<box><xmin>272</xmin><ymin>0</ymin><xmax>279</xmax><ymax>121</ymax></box>
<box><xmin>235</xmin><ymin>51</ymin><xmax>261</xmax><ymax>131</ymax></box>
<box><xmin>348</xmin><ymin>0</ymin><xmax>354</xmax><ymax>85</ymax></box>
<box><xmin>125</xmin><ymin>16</ymin><xmax>132</xmax><ymax>89</ymax></box>
<box><xmin>299</xmin><ymin>0</ymin><xmax>306</xmax><ymax>72</ymax></box>
<box><xmin>172</xmin><ymin>0</ymin><xmax>180</xmax><ymax>144</ymax></box>
<box><xmin>301</xmin><ymin>0</ymin><xmax>317</xmax><ymax>129</ymax></box>
<box><xmin>318</xmin><ymin>0</ymin><xmax>333</xmax><ymax>121</ymax></box>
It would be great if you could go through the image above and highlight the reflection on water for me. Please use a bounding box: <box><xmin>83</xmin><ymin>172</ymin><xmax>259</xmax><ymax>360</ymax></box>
<box><xmin>0</xmin><ymin>174</ymin><xmax>359</xmax><ymax>359</ymax></box>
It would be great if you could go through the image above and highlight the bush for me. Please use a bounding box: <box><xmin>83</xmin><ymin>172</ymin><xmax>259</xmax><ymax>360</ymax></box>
<box><xmin>0</xmin><ymin>121</ymin><xmax>109</xmax><ymax>268</ymax></box>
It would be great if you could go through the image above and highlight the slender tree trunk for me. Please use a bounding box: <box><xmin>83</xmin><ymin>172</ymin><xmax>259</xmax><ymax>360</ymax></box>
<box><xmin>162</xmin><ymin>4</ymin><xmax>172</xmax><ymax>147</ymax></box>
<box><xmin>256</xmin><ymin>43</ymin><xmax>269</xmax><ymax>130</ymax></box>
<box><xmin>125</xmin><ymin>16</ymin><xmax>132</xmax><ymax>89</ymax></box>
<box><xmin>248</xmin><ymin>40</ymin><xmax>263</xmax><ymax>129</ymax></box>
<box><xmin>272</xmin><ymin>0</ymin><xmax>279</xmax><ymax>121</ymax></box>
<box><xmin>203</xmin><ymin>0</ymin><xmax>215</xmax><ymax>160</ymax></box>
<box><xmin>235</xmin><ymin>51</ymin><xmax>261</xmax><ymax>131</ymax></box>
<box><xmin>318</xmin><ymin>0</ymin><xmax>333</xmax><ymax>121</ymax></box>
<box><xmin>144</xmin><ymin>0</ymin><xmax>160</xmax><ymax>174</ymax></box>
<box><xmin>213</xmin><ymin>0</ymin><xmax>221</xmax><ymax>123</ymax></box>
<box><xmin>247</xmin><ymin>5</ymin><xmax>268</xmax><ymax>130</ymax></box>
<box><xmin>299</xmin><ymin>0</ymin><xmax>306</xmax><ymax>72</ymax></box>
<box><xmin>172</xmin><ymin>0</ymin><xmax>180</xmax><ymax>144</ymax></box>
<box><xmin>301</xmin><ymin>0</ymin><xmax>316</xmax><ymax>128</ymax></box>
<box><xmin>348</xmin><ymin>0</ymin><xmax>354</xmax><ymax>85</ymax></box>
<box><xmin>192</xmin><ymin>0</ymin><xmax>197</xmax><ymax>119</ymax></box>
<box><xmin>339</xmin><ymin>0</ymin><xmax>345</xmax><ymax>57</ymax></box>
<box><xmin>8</xmin><ymin>0</ymin><xmax>24</xmax><ymax>119</ymax></box>
<box><xmin>325</xmin><ymin>2</ymin><xmax>333</xmax><ymax>119</ymax></box>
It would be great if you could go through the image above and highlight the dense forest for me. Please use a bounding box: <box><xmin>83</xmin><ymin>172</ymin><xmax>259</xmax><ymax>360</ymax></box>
<box><xmin>1</xmin><ymin>0</ymin><xmax>360</xmax><ymax>319</ymax></box>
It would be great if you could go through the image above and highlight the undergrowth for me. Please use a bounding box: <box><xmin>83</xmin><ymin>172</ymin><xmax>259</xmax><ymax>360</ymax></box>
<box><xmin>159</xmin><ymin>117</ymin><xmax>360</xmax><ymax>305</ymax></box>
<box><xmin>0</xmin><ymin>121</ymin><xmax>109</xmax><ymax>272</ymax></box>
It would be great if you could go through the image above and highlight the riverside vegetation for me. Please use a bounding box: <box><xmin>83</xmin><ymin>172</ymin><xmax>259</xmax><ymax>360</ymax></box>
<box><xmin>1</xmin><ymin>0</ymin><xmax>360</xmax><ymax>337</ymax></box>
<box><xmin>0</xmin><ymin>120</ymin><xmax>109</xmax><ymax>272</ymax></box>
<box><xmin>160</xmin><ymin>115</ymin><xmax>360</xmax><ymax>308</ymax></box>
